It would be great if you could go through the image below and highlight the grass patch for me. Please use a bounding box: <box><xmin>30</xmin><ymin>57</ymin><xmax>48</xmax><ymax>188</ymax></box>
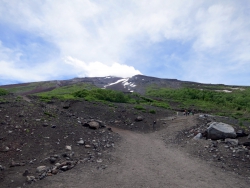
<box><xmin>44</xmin><ymin>111</ymin><xmax>56</xmax><ymax>117</ymax></box>
<box><xmin>134</xmin><ymin>105</ymin><xmax>146</xmax><ymax>111</ymax></box>
<box><xmin>146</xmin><ymin>87</ymin><xmax>250</xmax><ymax>118</ymax></box>
<box><xmin>149</xmin><ymin>109</ymin><xmax>156</xmax><ymax>114</ymax></box>
<box><xmin>0</xmin><ymin>88</ymin><xmax>8</xmax><ymax>96</ymax></box>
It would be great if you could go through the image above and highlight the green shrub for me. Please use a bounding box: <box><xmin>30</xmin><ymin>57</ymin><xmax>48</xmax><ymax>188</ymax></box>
<box><xmin>239</xmin><ymin>120</ymin><xmax>243</xmax><ymax>127</ymax></box>
<box><xmin>152</xmin><ymin>102</ymin><xmax>170</xmax><ymax>109</ymax></box>
<box><xmin>0</xmin><ymin>88</ymin><xmax>8</xmax><ymax>96</ymax></box>
<box><xmin>146</xmin><ymin>87</ymin><xmax>250</xmax><ymax>117</ymax></box>
<box><xmin>149</xmin><ymin>109</ymin><xmax>156</xmax><ymax>114</ymax></box>
<box><xmin>74</xmin><ymin>88</ymin><xmax>131</xmax><ymax>103</ymax></box>
<box><xmin>134</xmin><ymin>105</ymin><xmax>146</xmax><ymax>110</ymax></box>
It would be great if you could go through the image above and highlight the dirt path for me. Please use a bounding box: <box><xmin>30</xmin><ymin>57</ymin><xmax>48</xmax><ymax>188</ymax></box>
<box><xmin>36</xmin><ymin>116</ymin><xmax>248</xmax><ymax>188</ymax></box>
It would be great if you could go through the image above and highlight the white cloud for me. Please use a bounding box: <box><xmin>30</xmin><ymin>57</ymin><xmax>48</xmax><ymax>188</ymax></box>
<box><xmin>0</xmin><ymin>0</ymin><xmax>249</xmax><ymax>85</ymax></box>
<box><xmin>64</xmin><ymin>56</ymin><xmax>141</xmax><ymax>78</ymax></box>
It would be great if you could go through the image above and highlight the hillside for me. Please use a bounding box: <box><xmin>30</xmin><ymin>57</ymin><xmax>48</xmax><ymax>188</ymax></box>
<box><xmin>0</xmin><ymin>75</ymin><xmax>250</xmax><ymax>187</ymax></box>
<box><xmin>2</xmin><ymin>74</ymin><xmax>246</xmax><ymax>95</ymax></box>
<box><xmin>1</xmin><ymin>74</ymin><xmax>249</xmax><ymax>122</ymax></box>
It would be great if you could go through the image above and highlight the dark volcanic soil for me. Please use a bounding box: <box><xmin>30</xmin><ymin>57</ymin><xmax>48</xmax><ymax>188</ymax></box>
<box><xmin>0</xmin><ymin>94</ymin><xmax>250</xmax><ymax>187</ymax></box>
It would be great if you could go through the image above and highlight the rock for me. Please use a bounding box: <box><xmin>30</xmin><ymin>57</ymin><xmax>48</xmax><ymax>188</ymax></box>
<box><xmin>55</xmin><ymin>163</ymin><xmax>61</xmax><ymax>167</ymax></box>
<box><xmin>10</xmin><ymin>161</ymin><xmax>25</xmax><ymax>167</ymax></box>
<box><xmin>82</xmin><ymin>121</ymin><xmax>89</xmax><ymax>127</ymax></box>
<box><xmin>0</xmin><ymin>165</ymin><xmax>4</xmax><ymax>171</ymax></box>
<box><xmin>35</xmin><ymin>119</ymin><xmax>41</xmax><ymax>122</ymax></box>
<box><xmin>51</xmin><ymin>168</ymin><xmax>58</xmax><ymax>174</ymax></box>
<box><xmin>39</xmin><ymin>172</ymin><xmax>47</xmax><ymax>180</ymax></box>
<box><xmin>243</xmin><ymin>142</ymin><xmax>250</xmax><ymax>146</ymax></box>
<box><xmin>49</xmin><ymin>157</ymin><xmax>57</xmax><ymax>164</ymax></box>
<box><xmin>19</xmin><ymin>114</ymin><xmax>24</xmax><ymax>117</ymax></box>
<box><xmin>43</xmin><ymin>123</ymin><xmax>49</xmax><ymax>127</ymax></box>
<box><xmin>89</xmin><ymin>121</ymin><xmax>100</xmax><ymax>129</ymax></box>
<box><xmin>97</xmin><ymin>120</ymin><xmax>106</xmax><ymax>128</ymax></box>
<box><xmin>77</xmin><ymin>139</ymin><xmax>84</xmax><ymax>145</ymax></box>
<box><xmin>36</xmin><ymin>166</ymin><xmax>47</xmax><ymax>173</ymax></box>
<box><xmin>247</xmin><ymin>134</ymin><xmax>250</xmax><ymax>140</ymax></box>
<box><xmin>61</xmin><ymin>166</ymin><xmax>68</xmax><ymax>171</ymax></box>
<box><xmin>193</xmin><ymin>133</ymin><xmax>202</xmax><ymax>140</ymax></box>
<box><xmin>236</xmin><ymin>130</ymin><xmax>248</xmax><ymax>137</ymax></box>
<box><xmin>225</xmin><ymin>138</ymin><xmax>239</xmax><ymax>146</ymax></box>
<box><xmin>199</xmin><ymin>114</ymin><xmax>207</xmax><ymax>118</ymax></box>
<box><xmin>207</xmin><ymin>122</ymin><xmax>236</xmax><ymax>140</ymax></box>
<box><xmin>15</xmin><ymin>125</ymin><xmax>21</xmax><ymax>129</ymax></box>
<box><xmin>135</xmin><ymin>116</ymin><xmax>143</xmax><ymax>122</ymax></box>
<box><xmin>26</xmin><ymin>176</ymin><xmax>36</xmax><ymax>183</ymax></box>
<box><xmin>97</xmin><ymin>159</ymin><xmax>103</xmax><ymax>163</ymax></box>
<box><xmin>65</xmin><ymin>145</ymin><xmax>72</xmax><ymax>151</ymax></box>
<box><xmin>61</xmin><ymin>102</ymin><xmax>70</xmax><ymax>109</ymax></box>
<box><xmin>23</xmin><ymin>169</ymin><xmax>29</xmax><ymax>176</ymax></box>
<box><xmin>85</xmin><ymin>145</ymin><xmax>91</xmax><ymax>148</ymax></box>
<box><xmin>4</xmin><ymin>146</ymin><xmax>10</xmax><ymax>152</ymax></box>
<box><xmin>51</xmin><ymin>125</ymin><xmax>56</xmax><ymax>128</ymax></box>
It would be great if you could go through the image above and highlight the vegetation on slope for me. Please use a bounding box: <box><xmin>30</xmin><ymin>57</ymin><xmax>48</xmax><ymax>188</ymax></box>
<box><xmin>5</xmin><ymin>79</ymin><xmax>249</xmax><ymax>121</ymax></box>
<box><xmin>36</xmin><ymin>83</ymin><xmax>96</xmax><ymax>101</ymax></box>
<box><xmin>0</xmin><ymin>88</ymin><xmax>8</xmax><ymax>96</ymax></box>
<box><xmin>146</xmin><ymin>87</ymin><xmax>250</xmax><ymax>120</ymax></box>
<box><xmin>35</xmin><ymin>84</ymin><xmax>168</xmax><ymax>113</ymax></box>
<box><xmin>4</xmin><ymin>82</ymin><xmax>56</xmax><ymax>94</ymax></box>
<box><xmin>0</xmin><ymin>88</ymin><xmax>9</xmax><ymax>103</ymax></box>
<box><xmin>73</xmin><ymin>89</ymin><xmax>132</xmax><ymax>103</ymax></box>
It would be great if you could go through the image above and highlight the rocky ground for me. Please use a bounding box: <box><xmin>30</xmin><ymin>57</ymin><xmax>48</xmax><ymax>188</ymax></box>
<box><xmin>0</xmin><ymin>94</ymin><xmax>250</xmax><ymax>187</ymax></box>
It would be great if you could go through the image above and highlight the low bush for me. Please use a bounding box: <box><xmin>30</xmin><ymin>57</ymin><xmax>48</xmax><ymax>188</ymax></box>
<box><xmin>0</xmin><ymin>88</ymin><xmax>8</xmax><ymax>96</ymax></box>
<box><xmin>149</xmin><ymin>109</ymin><xmax>156</xmax><ymax>114</ymax></box>
<box><xmin>134</xmin><ymin>105</ymin><xmax>146</xmax><ymax>110</ymax></box>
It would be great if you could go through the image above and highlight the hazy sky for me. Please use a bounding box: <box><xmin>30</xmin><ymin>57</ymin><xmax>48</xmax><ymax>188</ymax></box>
<box><xmin>0</xmin><ymin>0</ymin><xmax>250</xmax><ymax>85</ymax></box>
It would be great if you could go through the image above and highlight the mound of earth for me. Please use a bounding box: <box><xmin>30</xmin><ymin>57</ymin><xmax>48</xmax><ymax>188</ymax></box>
<box><xmin>0</xmin><ymin>94</ymin><xmax>250</xmax><ymax>187</ymax></box>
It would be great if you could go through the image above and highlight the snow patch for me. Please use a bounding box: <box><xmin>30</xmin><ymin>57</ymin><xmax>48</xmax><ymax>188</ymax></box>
<box><xmin>103</xmin><ymin>78</ymin><xmax>129</xmax><ymax>88</ymax></box>
<box><xmin>103</xmin><ymin>77</ymin><xmax>137</xmax><ymax>92</ymax></box>
<box><xmin>215</xmin><ymin>90</ymin><xmax>232</xmax><ymax>93</ymax></box>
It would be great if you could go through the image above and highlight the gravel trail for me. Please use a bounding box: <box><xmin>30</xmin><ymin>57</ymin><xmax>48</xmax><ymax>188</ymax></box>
<box><xmin>36</xmin><ymin>116</ymin><xmax>248</xmax><ymax>188</ymax></box>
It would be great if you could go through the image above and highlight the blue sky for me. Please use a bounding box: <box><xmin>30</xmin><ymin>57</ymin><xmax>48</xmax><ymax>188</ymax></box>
<box><xmin>0</xmin><ymin>0</ymin><xmax>250</xmax><ymax>86</ymax></box>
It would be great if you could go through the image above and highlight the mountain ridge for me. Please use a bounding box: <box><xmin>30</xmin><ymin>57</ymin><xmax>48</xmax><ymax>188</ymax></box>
<box><xmin>1</xmin><ymin>74</ymin><xmax>246</xmax><ymax>96</ymax></box>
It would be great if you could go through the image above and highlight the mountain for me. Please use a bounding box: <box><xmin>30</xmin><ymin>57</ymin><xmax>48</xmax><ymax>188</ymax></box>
<box><xmin>0</xmin><ymin>74</ymin><xmax>242</xmax><ymax>96</ymax></box>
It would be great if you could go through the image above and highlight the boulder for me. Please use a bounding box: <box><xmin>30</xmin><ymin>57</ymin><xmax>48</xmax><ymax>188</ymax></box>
<box><xmin>207</xmin><ymin>122</ymin><xmax>236</xmax><ymax>140</ymax></box>
<box><xmin>96</xmin><ymin>120</ymin><xmax>106</xmax><ymax>128</ymax></box>
<box><xmin>88</xmin><ymin>121</ymin><xmax>100</xmax><ymax>129</ymax></box>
